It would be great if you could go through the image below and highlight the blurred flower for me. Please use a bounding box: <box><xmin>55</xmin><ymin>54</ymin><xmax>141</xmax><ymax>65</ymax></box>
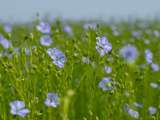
<box><xmin>133</xmin><ymin>102</ymin><xmax>143</xmax><ymax>108</ymax></box>
<box><xmin>124</xmin><ymin>104</ymin><xmax>139</xmax><ymax>119</ymax></box>
<box><xmin>96</xmin><ymin>36</ymin><xmax>112</xmax><ymax>57</ymax></box>
<box><xmin>4</xmin><ymin>23</ymin><xmax>12</xmax><ymax>33</ymax></box>
<box><xmin>63</xmin><ymin>25</ymin><xmax>73</xmax><ymax>35</ymax></box>
<box><xmin>151</xmin><ymin>63</ymin><xmax>159</xmax><ymax>72</ymax></box>
<box><xmin>40</xmin><ymin>35</ymin><xmax>52</xmax><ymax>46</ymax></box>
<box><xmin>25</xmin><ymin>48</ymin><xmax>30</xmax><ymax>56</ymax></box>
<box><xmin>104</xmin><ymin>66</ymin><xmax>112</xmax><ymax>74</ymax></box>
<box><xmin>0</xmin><ymin>36</ymin><xmax>11</xmax><ymax>49</ymax></box>
<box><xmin>145</xmin><ymin>49</ymin><xmax>152</xmax><ymax>64</ymax></box>
<box><xmin>127</xmin><ymin>108</ymin><xmax>139</xmax><ymax>119</ymax></box>
<box><xmin>44</xmin><ymin>93</ymin><xmax>60</xmax><ymax>107</ymax></box>
<box><xmin>132</xmin><ymin>31</ymin><xmax>140</xmax><ymax>37</ymax></box>
<box><xmin>0</xmin><ymin>35</ymin><xmax>4</xmax><ymax>40</ymax></box>
<box><xmin>98</xmin><ymin>77</ymin><xmax>113</xmax><ymax>91</ymax></box>
<box><xmin>119</xmin><ymin>45</ymin><xmax>138</xmax><ymax>63</ymax></box>
<box><xmin>111</xmin><ymin>26</ymin><xmax>120</xmax><ymax>36</ymax></box>
<box><xmin>82</xmin><ymin>56</ymin><xmax>90</xmax><ymax>64</ymax></box>
<box><xmin>150</xmin><ymin>82</ymin><xmax>159</xmax><ymax>89</ymax></box>
<box><xmin>144</xmin><ymin>39</ymin><xmax>150</xmax><ymax>45</ymax></box>
<box><xmin>36</xmin><ymin>22</ymin><xmax>51</xmax><ymax>34</ymax></box>
<box><xmin>112</xmin><ymin>30</ymin><xmax>120</xmax><ymax>36</ymax></box>
<box><xmin>10</xmin><ymin>100</ymin><xmax>30</xmax><ymax>117</ymax></box>
<box><xmin>83</xmin><ymin>23</ymin><xmax>97</xmax><ymax>30</ymax></box>
<box><xmin>148</xmin><ymin>106</ymin><xmax>157</xmax><ymax>115</ymax></box>
<box><xmin>47</xmin><ymin>48</ymin><xmax>66</xmax><ymax>68</ymax></box>
<box><xmin>14</xmin><ymin>47</ymin><xmax>20</xmax><ymax>54</ymax></box>
<box><xmin>153</xmin><ymin>30</ymin><xmax>160</xmax><ymax>37</ymax></box>
<box><xmin>124</xmin><ymin>91</ymin><xmax>130</xmax><ymax>97</ymax></box>
<box><xmin>108</xmin><ymin>55</ymin><xmax>113</xmax><ymax>61</ymax></box>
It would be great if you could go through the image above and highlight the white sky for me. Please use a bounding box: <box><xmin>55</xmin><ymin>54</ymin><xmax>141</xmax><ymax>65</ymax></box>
<box><xmin>0</xmin><ymin>0</ymin><xmax>160</xmax><ymax>22</ymax></box>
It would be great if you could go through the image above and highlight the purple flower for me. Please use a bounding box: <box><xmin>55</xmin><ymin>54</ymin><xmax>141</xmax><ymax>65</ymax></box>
<box><xmin>47</xmin><ymin>48</ymin><xmax>66</xmax><ymax>68</ymax></box>
<box><xmin>124</xmin><ymin>104</ymin><xmax>139</xmax><ymax>119</ymax></box>
<box><xmin>63</xmin><ymin>25</ymin><xmax>73</xmax><ymax>35</ymax></box>
<box><xmin>10</xmin><ymin>100</ymin><xmax>30</xmax><ymax>117</ymax></box>
<box><xmin>148</xmin><ymin>106</ymin><xmax>157</xmax><ymax>115</ymax></box>
<box><xmin>36</xmin><ymin>22</ymin><xmax>51</xmax><ymax>34</ymax></box>
<box><xmin>133</xmin><ymin>102</ymin><xmax>143</xmax><ymax>108</ymax></box>
<box><xmin>4</xmin><ymin>23</ymin><xmax>12</xmax><ymax>33</ymax></box>
<box><xmin>96</xmin><ymin>36</ymin><xmax>112</xmax><ymax>57</ymax></box>
<box><xmin>132</xmin><ymin>31</ymin><xmax>140</xmax><ymax>37</ymax></box>
<box><xmin>104</xmin><ymin>66</ymin><xmax>112</xmax><ymax>74</ymax></box>
<box><xmin>40</xmin><ymin>35</ymin><xmax>52</xmax><ymax>46</ymax></box>
<box><xmin>151</xmin><ymin>63</ymin><xmax>159</xmax><ymax>72</ymax></box>
<box><xmin>25</xmin><ymin>48</ymin><xmax>30</xmax><ymax>56</ymax></box>
<box><xmin>119</xmin><ymin>45</ymin><xmax>138</xmax><ymax>63</ymax></box>
<box><xmin>14</xmin><ymin>48</ymin><xmax>20</xmax><ymax>54</ymax></box>
<box><xmin>0</xmin><ymin>35</ymin><xmax>4</xmax><ymax>40</ymax></box>
<box><xmin>127</xmin><ymin>108</ymin><xmax>139</xmax><ymax>119</ymax></box>
<box><xmin>98</xmin><ymin>77</ymin><xmax>113</xmax><ymax>91</ymax></box>
<box><xmin>145</xmin><ymin>49</ymin><xmax>152</xmax><ymax>64</ymax></box>
<box><xmin>44</xmin><ymin>93</ymin><xmax>60</xmax><ymax>107</ymax></box>
<box><xmin>0</xmin><ymin>35</ymin><xmax>11</xmax><ymax>49</ymax></box>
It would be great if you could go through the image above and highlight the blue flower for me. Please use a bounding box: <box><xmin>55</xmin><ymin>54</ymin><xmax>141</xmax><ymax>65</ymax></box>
<box><xmin>63</xmin><ymin>25</ymin><xmax>73</xmax><ymax>35</ymax></box>
<box><xmin>1</xmin><ymin>39</ymin><xmax>11</xmax><ymax>49</ymax></box>
<box><xmin>104</xmin><ymin>66</ymin><xmax>112</xmax><ymax>74</ymax></box>
<box><xmin>124</xmin><ymin>104</ymin><xmax>139</xmax><ymax>119</ymax></box>
<box><xmin>127</xmin><ymin>108</ymin><xmax>139</xmax><ymax>119</ymax></box>
<box><xmin>36</xmin><ymin>22</ymin><xmax>51</xmax><ymax>34</ymax></box>
<box><xmin>4</xmin><ymin>23</ymin><xmax>12</xmax><ymax>33</ymax></box>
<box><xmin>10</xmin><ymin>100</ymin><xmax>30</xmax><ymax>117</ymax></box>
<box><xmin>0</xmin><ymin>35</ymin><xmax>5</xmax><ymax>41</ymax></box>
<box><xmin>0</xmin><ymin>35</ymin><xmax>11</xmax><ymax>49</ymax></box>
<box><xmin>44</xmin><ymin>93</ymin><xmax>60</xmax><ymax>107</ymax></box>
<box><xmin>40</xmin><ymin>35</ymin><xmax>52</xmax><ymax>46</ymax></box>
<box><xmin>148</xmin><ymin>106</ymin><xmax>157</xmax><ymax>115</ymax></box>
<box><xmin>119</xmin><ymin>45</ymin><xmax>138</xmax><ymax>63</ymax></box>
<box><xmin>14</xmin><ymin>47</ymin><xmax>20</xmax><ymax>54</ymax></box>
<box><xmin>132</xmin><ymin>31</ymin><xmax>140</xmax><ymax>38</ymax></box>
<box><xmin>151</xmin><ymin>63</ymin><xmax>159</xmax><ymax>72</ymax></box>
<box><xmin>133</xmin><ymin>102</ymin><xmax>143</xmax><ymax>108</ymax></box>
<box><xmin>145</xmin><ymin>49</ymin><xmax>152</xmax><ymax>64</ymax></box>
<box><xmin>96</xmin><ymin>36</ymin><xmax>112</xmax><ymax>57</ymax></box>
<box><xmin>47</xmin><ymin>48</ymin><xmax>66</xmax><ymax>68</ymax></box>
<box><xmin>98</xmin><ymin>77</ymin><xmax>113</xmax><ymax>91</ymax></box>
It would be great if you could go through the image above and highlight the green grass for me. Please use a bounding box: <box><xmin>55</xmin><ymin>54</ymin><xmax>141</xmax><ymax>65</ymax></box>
<box><xmin>0</xmin><ymin>19</ymin><xmax>160</xmax><ymax>120</ymax></box>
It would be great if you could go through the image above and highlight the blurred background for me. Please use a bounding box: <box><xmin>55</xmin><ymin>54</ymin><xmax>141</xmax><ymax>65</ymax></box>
<box><xmin>0</xmin><ymin>0</ymin><xmax>160</xmax><ymax>22</ymax></box>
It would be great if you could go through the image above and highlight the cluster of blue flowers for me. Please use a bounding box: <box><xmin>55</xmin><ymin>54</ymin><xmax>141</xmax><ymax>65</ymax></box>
<box><xmin>145</xmin><ymin>49</ymin><xmax>159</xmax><ymax>72</ymax></box>
<box><xmin>37</xmin><ymin>22</ymin><xmax>53</xmax><ymax>46</ymax></box>
<box><xmin>0</xmin><ymin>21</ymin><xmax>159</xmax><ymax>119</ymax></box>
<box><xmin>10</xmin><ymin>92</ymin><xmax>59</xmax><ymax>117</ymax></box>
<box><xmin>95</xmin><ymin>34</ymin><xmax>159</xmax><ymax>119</ymax></box>
<box><xmin>96</xmin><ymin>36</ymin><xmax>112</xmax><ymax>57</ymax></box>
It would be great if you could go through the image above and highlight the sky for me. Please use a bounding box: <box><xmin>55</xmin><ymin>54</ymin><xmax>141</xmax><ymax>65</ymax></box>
<box><xmin>0</xmin><ymin>0</ymin><xmax>160</xmax><ymax>22</ymax></box>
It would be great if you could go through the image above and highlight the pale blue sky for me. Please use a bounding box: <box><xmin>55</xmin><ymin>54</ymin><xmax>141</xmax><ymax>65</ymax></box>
<box><xmin>0</xmin><ymin>0</ymin><xmax>160</xmax><ymax>22</ymax></box>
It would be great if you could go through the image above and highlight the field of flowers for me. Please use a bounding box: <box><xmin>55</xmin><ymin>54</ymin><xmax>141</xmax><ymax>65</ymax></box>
<box><xmin>0</xmin><ymin>19</ymin><xmax>160</xmax><ymax>120</ymax></box>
